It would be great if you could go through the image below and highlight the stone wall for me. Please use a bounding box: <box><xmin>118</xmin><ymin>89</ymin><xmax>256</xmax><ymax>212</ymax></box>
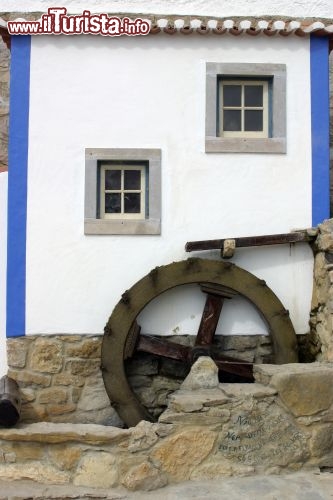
<box><xmin>310</xmin><ymin>220</ymin><xmax>333</xmax><ymax>361</ymax></box>
<box><xmin>7</xmin><ymin>335</ymin><xmax>122</xmax><ymax>426</ymax></box>
<box><xmin>6</xmin><ymin>334</ymin><xmax>273</xmax><ymax>425</ymax></box>
<box><xmin>0</xmin><ymin>358</ymin><xmax>332</xmax><ymax>491</ymax></box>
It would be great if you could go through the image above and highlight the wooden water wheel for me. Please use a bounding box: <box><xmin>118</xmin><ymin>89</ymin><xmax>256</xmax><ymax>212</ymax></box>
<box><xmin>101</xmin><ymin>258</ymin><xmax>298</xmax><ymax>427</ymax></box>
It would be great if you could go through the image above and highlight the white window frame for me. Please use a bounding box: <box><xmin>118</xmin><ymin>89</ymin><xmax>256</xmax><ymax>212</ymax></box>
<box><xmin>205</xmin><ymin>62</ymin><xmax>286</xmax><ymax>154</ymax></box>
<box><xmin>100</xmin><ymin>164</ymin><xmax>146</xmax><ymax>220</ymax></box>
<box><xmin>219</xmin><ymin>80</ymin><xmax>269</xmax><ymax>139</ymax></box>
<box><xmin>84</xmin><ymin>148</ymin><xmax>161</xmax><ymax>235</ymax></box>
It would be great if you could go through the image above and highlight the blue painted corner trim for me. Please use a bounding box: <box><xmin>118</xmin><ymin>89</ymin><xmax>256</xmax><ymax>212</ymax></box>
<box><xmin>311</xmin><ymin>35</ymin><xmax>330</xmax><ymax>227</ymax></box>
<box><xmin>6</xmin><ymin>36</ymin><xmax>31</xmax><ymax>337</ymax></box>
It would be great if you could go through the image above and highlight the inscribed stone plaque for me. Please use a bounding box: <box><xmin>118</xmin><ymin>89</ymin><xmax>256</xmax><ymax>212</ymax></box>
<box><xmin>218</xmin><ymin>403</ymin><xmax>308</xmax><ymax>466</ymax></box>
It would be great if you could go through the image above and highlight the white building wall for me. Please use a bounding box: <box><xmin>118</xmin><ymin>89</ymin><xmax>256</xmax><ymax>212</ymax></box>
<box><xmin>26</xmin><ymin>34</ymin><xmax>313</xmax><ymax>337</ymax></box>
<box><xmin>0</xmin><ymin>172</ymin><xmax>8</xmax><ymax>374</ymax></box>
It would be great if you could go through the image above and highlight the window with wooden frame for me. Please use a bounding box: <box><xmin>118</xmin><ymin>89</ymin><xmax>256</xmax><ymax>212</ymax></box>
<box><xmin>100</xmin><ymin>164</ymin><xmax>146</xmax><ymax>220</ymax></box>
<box><xmin>219</xmin><ymin>80</ymin><xmax>269</xmax><ymax>138</ymax></box>
<box><xmin>84</xmin><ymin>148</ymin><xmax>161</xmax><ymax>235</ymax></box>
<box><xmin>205</xmin><ymin>63</ymin><xmax>286</xmax><ymax>153</ymax></box>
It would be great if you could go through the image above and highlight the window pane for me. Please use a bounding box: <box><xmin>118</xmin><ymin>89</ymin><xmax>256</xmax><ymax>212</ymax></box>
<box><xmin>124</xmin><ymin>170</ymin><xmax>141</xmax><ymax>190</ymax></box>
<box><xmin>223</xmin><ymin>85</ymin><xmax>241</xmax><ymax>106</ymax></box>
<box><xmin>244</xmin><ymin>85</ymin><xmax>263</xmax><ymax>107</ymax></box>
<box><xmin>223</xmin><ymin>110</ymin><xmax>241</xmax><ymax>131</ymax></box>
<box><xmin>105</xmin><ymin>193</ymin><xmax>121</xmax><ymax>213</ymax></box>
<box><xmin>105</xmin><ymin>170</ymin><xmax>121</xmax><ymax>190</ymax></box>
<box><xmin>124</xmin><ymin>193</ymin><xmax>141</xmax><ymax>213</ymax></box>
<box><xmin>244</xmin><ymin>110</ymin><xmax>263</xmax><ymax>131</ymax></box>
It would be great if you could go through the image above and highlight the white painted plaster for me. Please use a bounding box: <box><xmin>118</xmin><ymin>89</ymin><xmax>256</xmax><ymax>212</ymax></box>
<box><xmin>1</xmin><ymin>0</ymin><xmax>333</xmax><ymax>19</ymax></box>
<box><xmin>26</xmin><ymin>34</ymin><xmax>313</xmax><ymax>336</ymax></box>
<box><xmin>0</xmin><ymin>173</ymin><xmax>8</xmax><ymax>375</ymax></box>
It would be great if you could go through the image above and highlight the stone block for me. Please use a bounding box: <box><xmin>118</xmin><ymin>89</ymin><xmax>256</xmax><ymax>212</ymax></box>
<box><xmin>127</xmin><ymin>421</ymin><xmax>159</xmax><ymax>452</ymax></box>
<box><xmin>2</xmin><ymin>442</ymin><xmax>43</xmax><ymax>461</ymax></box>
<box><xmin>191</xmin><ymin>460</ymin><xmax>254</xmax><ymax>479</ymax></box>
<box><xmin>69</xmin><ymin>406</ymin><xmax>123</xmax><ymax>427</ymax></box>
<box><xmin>159</xmin><ymin>410</ymin><xmax>230</xmax><ymax>425</ymax></box>
<box><xmin>152</xmin><ymin>375</ymin><xmax>182</xmax><ymax>391</ymax></box>
<box><xmin>169</xmin><ymin>393</ymin><xmax>204</xmax><ymax>413</ymax></box>
<box><xmin>0</xmin><ymin>422</ymin><xmax>130</xmax><ymax>445</ymax></box>
<box><xmin>181</xmin><ymin>357</ymin><xmax>219</xmax><ymax>390</ymax></box>
<box><xmin>151</xmin><ymin>429</ymin><xmax>216</xmax><ymax>480</ymax></box>
<box><xmin>71</xmin><ymin>387</ymin><xmax>82</xmax><ymax>403</ymax></box>
<box><xmin>4</xmin><ymin>453</ymin><xmax>15</xmax><ymax>463</ymax></box>
<box><xmin>77</xmin><ymin>378</ymin><xmax>110</xmax><ymax>411</ymax></box>
<box><xmin>66</xmin><ymin>359</ymin><xmax>100</xmax><ymax>377</ymax></box>
<box><xmin>47</xmin><ymin>403</ymin><xmax>76</xmax><ymax>416</ymax></box>
<box><xmin>39</xmin><ymin>387</ymin><xmax>68</xmax><ymax>404</ymax></box>
<box><xmin>217</xmin><ymin>402</ymin><xmax>308</xmax><ymax>467</ymax></box>
<box><xmin>65</xmin><ymin>338</ymin><xmax>101</xmax><ymax>359</ymax></box>
<box><xmin>53</xmin><ymin>373</ymin><xmax>85</xmax><ymax>387</ymax></box>
<box><xmin>20</xmin><ymin>403</ymin><xmax>48</xmax><ymax>422</ymax></box>
<box><xmin>49</xmin><ymin>445</ymin><xmax>82</xmax><ymax>470</ymax></box>
<box><xmin>268</xmin><ymin>364</ymin><xmax>333</xmax><ymax>416</ymax></box>
<box><xmin>126</xmin><ymin>355</ymin><xmax>159</xmax><ymax>376</ymax></box>
<box><xmin>59</xmin><ymin>335</ymin><xmax>83</xmax><ymax>342</ymax></box>
<box><xmin>8</xmin><ymin>369</ymin><xmax>51</xmax><ymax>387</ymax></box>
<box><xmin>310</xmin><ymin>424</ymin><xmax>333</xmax><ymax>457</ymax></box>
<box><xmin>30</xmin><ymin>339</ymin><xmax>63</xmax><ymax>374</ymax></box>
<box><xmin>122</xmin><ymin>461</ymin><xmax>168</xmax><ymax>491</ymax></box>
<box><xmin>222</xmin><ymin>336</ymin><xmax>258</xmax><ymax>351</ymax></box>
<box><xmin>168</xmin><ymin>387</ymin><xmax>229</xmax><ymax>411</ymax></box>
<box><xmin>316</xmin><ymin>233</ymin><xmax>333</xmax><ymax>252</ymax></box>
<box><xmin>221</xmin><ymin>383</ymin><xmax>277</xmax><ymax>399</ymax></box>
<box><xmin>128</xmin><ymin>375</ymin><xmax>152</xmax><ymax>388</ymax></box>
<box><xmin>73</xmin><ymin>451</ymin><xmax>118</xmax><ymax>488</ymax></box>
<box><xmin>20</xmin><ymin>388</ymin><xmax>36</xmax><ymax>403</ymax></box>
<box><xmin>6</xmin><ymin>339</ymin><xmax>28</xmax><ymax>368</ymax></box>
<box><xmin>0</xmin><ymin>462</ymin><xmax>70</xmax><ymax>484</ymax></box>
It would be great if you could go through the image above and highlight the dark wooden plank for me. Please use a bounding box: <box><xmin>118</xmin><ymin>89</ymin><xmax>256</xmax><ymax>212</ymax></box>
<box><xmin>214</xmin><ymin>359</ymin><xmax>254</xmax><ymax>380</ymax></box>
<box><xmin>137</xmin><ymin>334</ymin><xmax>190</xmax><ymax>361</ymax></box>
<box><xmin>185</xmin><ymin>231</ymin><xmax>311</xmax><ymax>253</ymax></box>
<box><xmin>195</xmin><ymin>294</ymin><xmax>224</xmax><ymax>346</ymax></box>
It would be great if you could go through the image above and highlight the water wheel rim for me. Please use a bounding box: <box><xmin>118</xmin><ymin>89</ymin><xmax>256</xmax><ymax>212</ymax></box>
<box><xmin>101</xmin><ymin>258</ymin><xmax>298</xmax><ymax>427</ymax></box>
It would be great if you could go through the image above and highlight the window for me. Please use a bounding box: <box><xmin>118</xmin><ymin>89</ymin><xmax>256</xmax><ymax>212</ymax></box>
<box><xmin>206</xmin><ymin>63</ymin><xmax>286</xmax><ymax>153</ymax></box>
<box><xmin>85</xmin><ymin>149</ymin><xmax>161</xmax><ymax>235</ymax></box>
<box><xmin>219</xmin><ymin>80</ymin><xmax>268</xmax><ymax>138</ymax></box>
<box><xmin>100</xmin><ymin>164</ymin><xmax>146</xmax><ymax>220</ymax></box>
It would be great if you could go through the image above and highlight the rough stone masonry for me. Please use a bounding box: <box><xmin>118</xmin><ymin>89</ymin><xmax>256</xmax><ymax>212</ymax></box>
<box><xmin>0</xmin><ymin>358</ymin><xmax>332</xmax><ymax>491</ymax></box>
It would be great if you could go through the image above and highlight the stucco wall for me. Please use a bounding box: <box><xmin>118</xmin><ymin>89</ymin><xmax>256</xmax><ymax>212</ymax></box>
<box><xmin>24</xmin><ymin>34</ymin><xmax>313</xmax><ymax>337</ymax></box>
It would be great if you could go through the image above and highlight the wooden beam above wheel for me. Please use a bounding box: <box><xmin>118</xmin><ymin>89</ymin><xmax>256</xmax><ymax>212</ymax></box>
<box><xmin>185</xmin><ymin>230</ymin><xmax>314</xmax><ymax>253</ymax></box>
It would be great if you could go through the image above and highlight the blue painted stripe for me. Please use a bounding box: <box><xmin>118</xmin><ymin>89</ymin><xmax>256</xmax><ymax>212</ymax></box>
<box><xmin>310</xmin><ymin>35</ymin><xmax>330</xmax><ymax>226</ymax></box>
<box><xmin>6</xmin><ymin>36</ymin><xmax>31</xmax><ymax>337</ymax></box>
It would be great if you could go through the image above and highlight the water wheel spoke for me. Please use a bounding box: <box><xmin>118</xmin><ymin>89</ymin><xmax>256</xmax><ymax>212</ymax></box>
<box><xmin>196</xmin><ymin>284</ymin><xmax>237</xmax><ymax>347</ymax></box>
<box><xmin>137</xmin><ymin>334</ymin><xmax>190</xmax><ymax>362</ymax></box>
<box><xmin>195</xmin><ymin>293</ymin><xmax>224</xmax><ymax>346</ymax></box>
